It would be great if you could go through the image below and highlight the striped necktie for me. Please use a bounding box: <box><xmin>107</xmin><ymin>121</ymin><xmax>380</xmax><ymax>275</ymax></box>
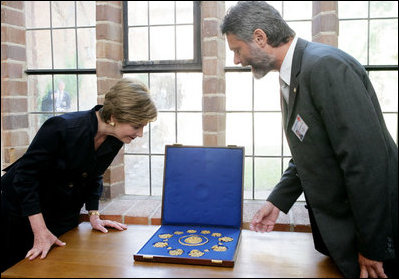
<box><xmin>279</xmin><ymin>78</ymin><xmax>289</xmax><ymax>104</ymax></box>
<box><xmin>279</xmin><ymin>78</ymin><xmax>289</xmax><ymax>129</ymax></box>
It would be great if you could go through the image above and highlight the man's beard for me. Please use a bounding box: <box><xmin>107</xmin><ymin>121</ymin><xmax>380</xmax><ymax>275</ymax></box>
<box><xmin>247</xmin><ymin>43</ymin><xmax>276</xmax><ymax>79</ymax></box>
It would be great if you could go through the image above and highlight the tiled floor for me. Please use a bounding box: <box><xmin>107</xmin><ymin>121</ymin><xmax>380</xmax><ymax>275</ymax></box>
<box><xmin>80</xmin><ymin>195</ymin><xmax>311</xmax><ymax>232</ymax></box>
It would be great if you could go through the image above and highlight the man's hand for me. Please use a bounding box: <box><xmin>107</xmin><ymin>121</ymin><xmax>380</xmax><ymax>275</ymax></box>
<box><xmin>250</xmin><ymin>201</ymin><xmax>280</xmax><ymax>232</ymax></box>
<box><xmin>359</xmin><ymin>253</ymin><xmax>387</xmax><ymax>278</ymax></box>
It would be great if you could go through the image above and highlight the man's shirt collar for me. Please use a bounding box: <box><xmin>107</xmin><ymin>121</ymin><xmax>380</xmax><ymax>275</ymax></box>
<box><xmin>279</xmin><ymin>36</ymin><xmax>298</xmax><ymax>87</ymax></box>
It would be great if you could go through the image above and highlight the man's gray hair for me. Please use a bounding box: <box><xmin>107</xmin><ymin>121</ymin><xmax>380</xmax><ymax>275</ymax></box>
<box><xmin>221</xmin><ymin>1</ymin><xmax>295</xmax><ymax>47</ymax></box>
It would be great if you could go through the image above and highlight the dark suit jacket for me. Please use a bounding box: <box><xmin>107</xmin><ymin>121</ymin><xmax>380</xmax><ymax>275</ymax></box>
<box><xmin>41</xmin><ymin>90</ymin><xmax>71</xmax><ymax>112</ymax></box>
<box><xmin>267</xmin><ymin>38</ymin><xmax>398</xmax><ymax>277</ymax></box>
<box><xmin>1</xmin><ymin>105</ymin><xmax>123</xmax><ymax>236</ymax></box>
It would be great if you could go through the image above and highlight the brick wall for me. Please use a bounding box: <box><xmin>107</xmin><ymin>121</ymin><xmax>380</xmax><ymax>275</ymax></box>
<box><xmin>201</xmin><ymin>1</ymin><xmax>226</xmax><ymax>146</ymax></box>
<box><xmin>312</xmin><ymin>1</ymin><xmax>339</xmax><ymax>47</ymax></box>
<box><xmin>96</xmin><ymin>1</ymin><xmax>125</xmax><ymax>199</ymax></box>
<box><xmin>1</xmin><ymin>1</ymin><xmax>28</xmax><ymax>172</ymax></box>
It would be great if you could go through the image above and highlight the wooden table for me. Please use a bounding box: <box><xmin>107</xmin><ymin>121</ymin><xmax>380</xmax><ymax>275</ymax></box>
<box><xmin>2</xmin><ymin>222</ymin><xmax>342</xmax><ymax>278</ymax></box>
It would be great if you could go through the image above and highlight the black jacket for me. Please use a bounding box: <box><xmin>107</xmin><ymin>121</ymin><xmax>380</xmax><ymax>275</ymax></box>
<box><xmin>1</xmin><ymin>105</ymin><xmax>123</xmax><ymax>235</ymax></box>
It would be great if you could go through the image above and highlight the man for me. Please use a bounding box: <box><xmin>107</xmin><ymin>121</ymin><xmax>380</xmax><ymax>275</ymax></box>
<box><xmin>221</xmin><ymin>1</ymin><xmax>397</xmax><ymax>278</ymax></box>
<box><xmin>41</xmin><ymin>80</ymin><xmax>71</xmax><ymax>112</ymax></box>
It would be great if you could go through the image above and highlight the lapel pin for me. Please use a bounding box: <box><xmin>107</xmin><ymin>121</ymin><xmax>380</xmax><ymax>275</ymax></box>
<box><xmin>293</xmin><ymin>88</ymin><xmax>297</xmax><ymax>93</ymax></box>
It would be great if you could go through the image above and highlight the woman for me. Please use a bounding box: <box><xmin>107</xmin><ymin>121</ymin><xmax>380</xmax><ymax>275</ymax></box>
<box><xmin>1</xmin><ymin>78</ymin><xmax>158</xmax><ymax>272</ymax></box>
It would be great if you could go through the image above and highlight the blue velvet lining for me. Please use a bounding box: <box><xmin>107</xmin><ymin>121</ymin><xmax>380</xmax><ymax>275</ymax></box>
<box><xmin>136</xmin><ymin>225</ymin><xmax>241</xmax><ymax>261</ymax></box>
<box><xmin>162</xmin><ymin>146</ymin><xmax>244</xmax><ymax>228</ymax></box>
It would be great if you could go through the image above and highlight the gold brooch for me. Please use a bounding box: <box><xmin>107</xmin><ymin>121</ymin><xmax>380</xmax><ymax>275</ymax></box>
<box><xmin>158</xmin><ymin>233</ymin><xmax>173</xmax><ymax>239</ymax></box>
<box><xmin>169</xmin><ymin>249</ymin><xmax>184</xmax><ymax>256</ymax></box>
<box><xmin>178</xmin><ymin>234</ymin><xmax>209</xmax><ymax>246</ymax></box>
<box><xmin>189</xmin><ymin>249</ymin><xmax>204</xmax><ymax>257</ymax></box>
<box><xmin>212</xmin><ymin>245</ymin><xmax>227</xmax><ymax>252</ymax></box>
<box><xmin>218</xmin><ymin>236</ymin><xmax>233</xmax><ymax>242</ymax></box>
<box><xmin>153</xmin><ymin>242</ymin><xmax>168</xmax><ymax>248</ymax></box>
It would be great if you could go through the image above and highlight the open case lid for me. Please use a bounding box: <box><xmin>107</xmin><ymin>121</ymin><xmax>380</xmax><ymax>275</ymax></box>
<box><xmin>161</xmin><ymin>145</ymin><xmax>244</xmax><ymax>229</ymax></box>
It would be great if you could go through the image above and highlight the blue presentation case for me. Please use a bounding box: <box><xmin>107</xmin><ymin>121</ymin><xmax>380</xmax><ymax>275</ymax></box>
<box><xmin>134</xmin><ymin>145</ymin><xmax>245</xmax><ymax>267</ymax></box>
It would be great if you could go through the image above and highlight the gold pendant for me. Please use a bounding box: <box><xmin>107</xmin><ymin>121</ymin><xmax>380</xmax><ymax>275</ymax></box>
<box><xmin>189</xmin><ymin>249</ymin><xmax>204</xmax><ymax>257</ymax></box>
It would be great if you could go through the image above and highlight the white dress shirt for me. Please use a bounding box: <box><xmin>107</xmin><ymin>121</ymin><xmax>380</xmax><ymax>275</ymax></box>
<box><xmin>279</xmin><ymin>36</ymin><xmax>298</xmax><ymax>104</ymax></box>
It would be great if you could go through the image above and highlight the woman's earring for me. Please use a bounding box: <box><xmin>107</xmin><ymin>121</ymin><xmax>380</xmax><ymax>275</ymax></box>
<box><xmin>109</xmin><ymin>122</ymin><xmax>115</xmax><ymax>127</ymax></box>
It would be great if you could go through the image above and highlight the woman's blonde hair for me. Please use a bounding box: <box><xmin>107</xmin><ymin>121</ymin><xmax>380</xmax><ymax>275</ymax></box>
<box><xmin>100</xmin><ymin>78</ymin><xmax>157</xmax><ymax>125</ymax></box>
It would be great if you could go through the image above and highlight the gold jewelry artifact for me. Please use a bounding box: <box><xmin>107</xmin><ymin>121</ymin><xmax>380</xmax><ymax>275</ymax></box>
<box><xmin>158</xmin><ymin>233</ymin><xmax>173</xmax><ymax>239</ymax></box>
<box><xmin>185</xmin><ymin>236</ymin><xmax>202</xmax><ymax>244</ymax></box>
<box><xmin>211</xmin><ymin>232</ymin><xmax>221</xmax><ymax>237</ymax></box>
<box><xmin>169</xmin><ymin>249</ymin><xmax>184</xmax><ymax>256</ymax></box>
<box><xmin>218</xmin><ymin>236</ymin><xmax>233</xmax><ymax>242</ymax></box>
<box><xmin>187</xmin><ymin>229</ymin><xmax>197</xmax><ymax>233</ymax></box>
<box><xmin>153</xmin><ymin>242</ymin><xmax>168</xmax><ymax>248</ymax></box>
<box><xmin>212</xmin><ymin>245</ymin><xmax>227</xmax><ymax>252</ymax></box>
<box><xmin>189</xmin><ymin>249</ymin><xmax>204</xmax><ymax>257</ymax></box>
<box><xmin>201</xmin><ymin>230</ymin><xmax>210</xmax><ymax>234</ymax></box>
<box><xmin>174</xmin><ymin>231</ymin><xmax>184</xmax><ymax>235</ymax></box>
<box><xmin>178</xmin><ymin>235</ymin><xmax>209</xmax><ymax>246</ymax></box>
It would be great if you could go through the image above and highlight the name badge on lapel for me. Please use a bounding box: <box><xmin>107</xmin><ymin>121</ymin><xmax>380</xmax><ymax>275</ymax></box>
<box><xmin>291</xmin><ymin>114</ymin><xmax>308</xmax><ymax>142</ymax></box>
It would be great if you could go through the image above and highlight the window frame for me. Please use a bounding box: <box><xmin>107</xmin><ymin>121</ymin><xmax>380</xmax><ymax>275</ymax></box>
<box><xmin>337</xmin><ymin>0</ymin><xmax>398</xmax><ymax>143</ymax></box>
<box><xmin>24</xmin><ymin>1</ymin><xmax>97</xmax><ymax>115</ymax></box>
<box><xmin>122</xmin><ymin>1</ymin><xmax>202</xmax><ymax>73</ymax></box>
